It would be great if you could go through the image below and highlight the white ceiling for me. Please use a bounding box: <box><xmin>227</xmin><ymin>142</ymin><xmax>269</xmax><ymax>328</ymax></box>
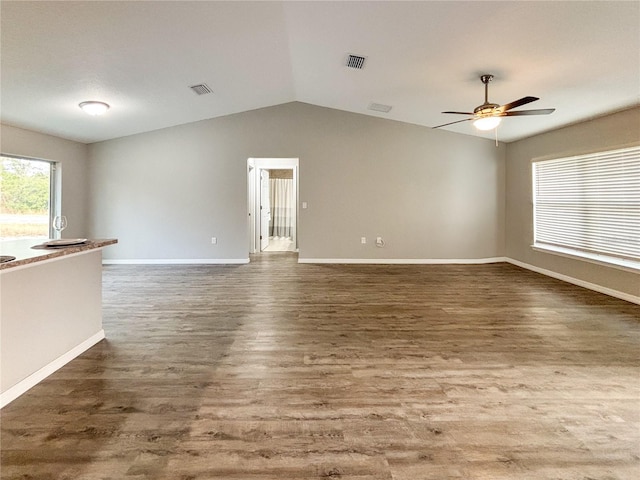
<box><xmin>1</xmin><ymin>1</ymin><xmax>638</xmax><ymax>144</ymax></box>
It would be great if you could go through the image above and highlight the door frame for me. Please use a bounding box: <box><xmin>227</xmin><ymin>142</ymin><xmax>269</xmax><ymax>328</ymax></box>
<box><xmin>247</xmin><ymin>158</ymin><xmax>299</xmax><ymax>255</ymax></box>
<box><xmin>259</xmin><ymin>169</ymin><xmax>271</xmax><ymax>251</ymax></box>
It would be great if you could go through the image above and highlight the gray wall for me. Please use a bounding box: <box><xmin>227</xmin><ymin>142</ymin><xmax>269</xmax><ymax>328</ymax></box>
<box><xmin>505</xmin><ymin>107</ymin><xmax>640</xmax><ymax>298</ymax></box>
<box><xmin>88</xmin><ymin>102</ymin><xmax>506</xmax><ymax>261</ymax></box>
<box><xmin>3</xmin><ymin>103</ymin><xmax>637</xmax><ymax>298</ymax></box>
<box><xmin>1</xmin><ymin>124</ymin><xmax>89</xmax><ymax>238</ymax></box>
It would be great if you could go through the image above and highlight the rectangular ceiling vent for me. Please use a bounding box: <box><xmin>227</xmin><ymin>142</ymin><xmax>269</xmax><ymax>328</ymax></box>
<box><xmin>368</xmin><ymin>102</ymin><xmax>392</xmax><ymax>113</ymax></box>
<box><xmin>346</xmin><ymin>54</ymin><xmax>366</xmax><ymax>69</ymax></box>
<box><xmin>189</xmin><ymin>83</ymin><xmax>213</xmax><ymax>95</ymax></box>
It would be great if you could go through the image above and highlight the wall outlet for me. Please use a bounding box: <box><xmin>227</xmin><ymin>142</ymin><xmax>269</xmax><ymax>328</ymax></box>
<box><xmin>211</xmin><ymin>237</ymin><xmax>217</xmax><ymax>245</ymax></box>
<box><xmin>361</xmin><ymin>237</ymin><xmax>367</xmax><ymax>244</ymax></box>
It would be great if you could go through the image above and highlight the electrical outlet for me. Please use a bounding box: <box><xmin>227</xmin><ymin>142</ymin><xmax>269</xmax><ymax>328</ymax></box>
<box><xmin>361</xmin><ymin>237</ymin><xmax>367</xmax><ymax>244</ymax></box>
<box><xmin>211</xmin><ymin>237</ymin><xmax>217</xmax><ymax>245</ymax></box>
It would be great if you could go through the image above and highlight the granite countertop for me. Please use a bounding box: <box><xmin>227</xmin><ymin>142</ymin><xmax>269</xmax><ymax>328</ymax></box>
<box><xmin>0</xmin><ymin>238</ymin><xmax>118</xmax><ymax>271</ymax></box>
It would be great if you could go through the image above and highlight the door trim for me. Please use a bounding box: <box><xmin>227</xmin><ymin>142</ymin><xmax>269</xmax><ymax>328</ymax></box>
<box><xmin>247</xmin><ymin>158</ymin><xmax>299</xmax><ymax>255</ymax></box>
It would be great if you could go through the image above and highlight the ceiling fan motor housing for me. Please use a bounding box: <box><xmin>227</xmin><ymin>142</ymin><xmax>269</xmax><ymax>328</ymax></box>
<box><xmin>474</xmin><ymin>103</ymin><xmax>500</xmax><ymax>115</ymax></box>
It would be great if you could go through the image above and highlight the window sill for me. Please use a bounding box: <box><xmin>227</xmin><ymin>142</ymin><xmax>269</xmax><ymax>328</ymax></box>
<box><xmin>531</xmin><ymin>244</ymin><xmax>640</xmax><ymax>274</ymax></box>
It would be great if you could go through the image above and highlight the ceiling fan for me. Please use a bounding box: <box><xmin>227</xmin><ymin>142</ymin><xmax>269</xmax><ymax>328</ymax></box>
<box><xmin>433</xmin><ymin>74</ymin><xmax>555</xmax><ymax>130</ymax></box>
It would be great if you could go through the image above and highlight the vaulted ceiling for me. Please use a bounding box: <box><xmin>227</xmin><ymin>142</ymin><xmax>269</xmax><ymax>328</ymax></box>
<box><xmin>1</xmin><ymin>1</ymin><xmax>638</xmax><ymax>144</ymax></box>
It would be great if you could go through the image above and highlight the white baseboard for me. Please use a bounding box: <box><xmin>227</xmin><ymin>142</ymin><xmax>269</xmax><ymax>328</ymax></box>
<box><xmin>298</xmin><ymin>257</ymin><xmax>508</xmax><ymax>265</ymax></box>
<box><xmin>103</xmin><ymin>258</ymin><xmax>250</xmax><ymax>265</ymax></box>
<box><xmin>506</xmin><ymin>258</ymin><xmax>640</xmax><ymax>306</ymax></box>
<box><xmin>0</xmin><ymin>330</ymin><xmax>106</xmax><ymax>409</ymax></box>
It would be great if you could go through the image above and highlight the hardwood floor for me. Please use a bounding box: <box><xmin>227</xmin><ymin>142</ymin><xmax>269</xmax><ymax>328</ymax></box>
<box><xmin>1</xmin><ymin>253</ymin><xmax>639</xmax><ymax>479</ymax></box>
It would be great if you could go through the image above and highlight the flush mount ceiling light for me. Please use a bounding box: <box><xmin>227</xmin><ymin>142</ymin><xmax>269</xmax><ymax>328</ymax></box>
<box><xmin>79</xmin><ymin>101</ymin><xmax>110</xmax><ymax>116</ymax></box>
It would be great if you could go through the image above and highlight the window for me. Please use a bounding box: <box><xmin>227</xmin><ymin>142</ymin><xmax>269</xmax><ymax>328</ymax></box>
<box><xmin>532</xmin><ymin>145</ymin><xmax>640</xmax><ymax>271</ymax></box>
<box><xmin>0</xmin><ymin>155</ymin><xmax>57</xmax><ymax>240</ymax></box>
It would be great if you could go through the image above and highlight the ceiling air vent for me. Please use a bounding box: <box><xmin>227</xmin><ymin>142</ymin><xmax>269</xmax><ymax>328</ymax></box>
<box><xmin>189</xmin><ymin>83</ymin><xmax>213</xmax><ymax>95</ymax></box>
<box><xmin>346</xmin><ymin>54</ymin><xmax>366</xmax><ymax>69</ymax></box>
<box><xmin>368</xmin><ymin>103</ymin><xmax>392</xmax><ymax>113</ymax></box>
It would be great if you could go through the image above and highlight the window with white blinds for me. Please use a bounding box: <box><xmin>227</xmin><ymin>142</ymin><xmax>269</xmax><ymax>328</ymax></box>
<box><xmin>532</xmin><ymin>145</ymin><xmax>640</xmax><ymax>270</ymax></box>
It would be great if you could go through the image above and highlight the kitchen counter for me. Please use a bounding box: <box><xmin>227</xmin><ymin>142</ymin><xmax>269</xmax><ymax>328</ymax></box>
<box><xmin>0</xmin><ymin>238</ymin><xmax>117</xmax><ymax>407</ymax></box>
<box><xmin>0</xmin><ymin>238</ymin><xmax>117</xmax><ymax>270</ymax></box>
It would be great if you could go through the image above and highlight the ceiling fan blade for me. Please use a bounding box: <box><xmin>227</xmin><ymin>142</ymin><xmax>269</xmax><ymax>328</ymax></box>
<box><xmin>432</xmin><ymin>118</ymin><xmax>473</xmax><ymax>129</ymax></box>
<box><xmin>442</xmin><ymin>111</ymin><xmax>475</xmax><ymax>115</ymax></box>
<box><xmin>500</xmin><ymin>108</ymin><xmax>555</xmax><ymax>116</ymax></box>
<box><xmin>499</xmin><ymin>96</ymin><xmax>539</xmax><ymax>112</ymax></box>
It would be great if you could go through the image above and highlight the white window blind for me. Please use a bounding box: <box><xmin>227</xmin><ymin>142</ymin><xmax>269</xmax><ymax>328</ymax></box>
<box><xmin>532</xmin><ymin>146</ymin><xmax>640</xmax><ymax>268</ymax></box>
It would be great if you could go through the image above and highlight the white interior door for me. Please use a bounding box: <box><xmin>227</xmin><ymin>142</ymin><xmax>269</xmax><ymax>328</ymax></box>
<box><xmin>260</xmin><ymin>169</ymin><xmax>270</xmax><ymax>251</ymax></box>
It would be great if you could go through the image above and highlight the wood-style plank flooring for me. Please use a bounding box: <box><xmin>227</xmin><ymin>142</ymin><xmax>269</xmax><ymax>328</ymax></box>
<box><xmin>1</xmin><ymin>253</ymin><xmax>639</xmax><ymax>479</ymax></box>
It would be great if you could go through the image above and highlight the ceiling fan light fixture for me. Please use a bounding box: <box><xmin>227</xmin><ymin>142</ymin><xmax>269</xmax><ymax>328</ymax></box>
<box><xmin>79</xmin><ymin>101</ymin><xmax>110</xmax><ymax>116</ymax></box>
<box><xmin>433</xmin><ymin>74</ymin><xmax>554</xmax><ymax>131</ymax></box>
<box><xmin>473</xmin><ymin>116</ymin><xmax>501</xmax><ymax>131</ymax></box>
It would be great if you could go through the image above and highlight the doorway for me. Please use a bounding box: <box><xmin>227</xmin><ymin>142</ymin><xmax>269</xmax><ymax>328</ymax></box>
<box><xmin>247</xmin><ymin>158</ymin><xmax>299</xmax><ymax>254</ymax></box>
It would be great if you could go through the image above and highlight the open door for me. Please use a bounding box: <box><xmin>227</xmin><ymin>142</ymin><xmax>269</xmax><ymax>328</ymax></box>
<box><xmin>260</xmin><ymin>169</ymin><xmax>271</xmax><ymax>251</ymax></box>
